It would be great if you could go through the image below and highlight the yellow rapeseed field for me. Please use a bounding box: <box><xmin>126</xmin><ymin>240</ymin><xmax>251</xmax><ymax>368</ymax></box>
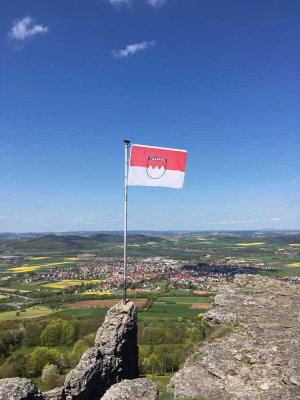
<box><xmin>44</xmin><ymin>279</ymin><xmax>102</xmax><ymax>289</ymax></box>
<box><xmin>287</xmin><ymin>262</ymin><xmax>300</xmax><ymax>267</ymax></box>
<box><xmin>237</xmin><ymin>242</ymin><xmax>265</xmax><ymax>246</ymax></box>
<box><xmin>9</xmin><ymin>266</ymin><xmax>41</xmax><ymax>273</ymax></box>
<box><xmin>9</xmin><ymin>261</ymin><xmax>76</xmax><ymax>274</ymax></box>
<box><xmin>27</xmin><ymin>257</ymin><xmax>50</xmax><ymax>260</ymax></box>
<box><xmin>289</xmin><ymin>244</ymin><xmax>300</xmax><ymax>247</ymax></box>
<box><xmin>82</xmin><ymin>291</ymin><xmax>111</xmax><ymax>295</ymax></box>
<box><xmin>32</xmin><ymin>261</ymin><xmax>74</xmax><ymax>267</ymax></box>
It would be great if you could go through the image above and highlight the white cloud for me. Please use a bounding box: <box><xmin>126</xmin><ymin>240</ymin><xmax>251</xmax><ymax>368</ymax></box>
<box><xmin>210</xmin><ymin>220</ymin><xmax>247</xmax><ymax>226</ymax></box>
<box><xmin>146</xmin><ymin>0</ymin><xmax>166</xmax><ymax>7</ymax></box>
<box><xmin>109</xmin><ymin>0</ymin><xmax>131</xmax><ymax>4</ymax></box>
<box><xmin>210</xmin><ymin>218</ymin><xmax>281</xmax><ymax>226</ymax></box>
<box><xmin>112</xmin><ymin>41</ymin><xmax>155</xmax><ymax>58</ymax></box>
<box><xmin>9</xmin><ymin>16</ymin><xmax>48</xmax><ymax>41</ymax></box>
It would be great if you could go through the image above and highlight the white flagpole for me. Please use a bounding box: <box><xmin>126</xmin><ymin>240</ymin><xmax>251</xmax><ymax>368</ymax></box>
<box><xmin>123</xmin><ymin>139</ymin><xmax>130</xmax><ymax>304</ymax></box>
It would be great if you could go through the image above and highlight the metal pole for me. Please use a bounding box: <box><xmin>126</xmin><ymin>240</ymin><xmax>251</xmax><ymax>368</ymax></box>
<box><xmin>123</xmin><ymin>140</ymin><xmax>130</xmax><ymax>304</ymax></box>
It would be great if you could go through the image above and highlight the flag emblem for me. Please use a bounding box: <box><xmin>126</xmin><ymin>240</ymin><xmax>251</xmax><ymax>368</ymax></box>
<box><xmin>147</xmin><ymin>157</ymin><xmax>167</xmax><ymax>179</ymax></box>
<box><xmin>128</xmin><ymin>144</ymin><xmax>187</xmax><ymax>189</ymax></box>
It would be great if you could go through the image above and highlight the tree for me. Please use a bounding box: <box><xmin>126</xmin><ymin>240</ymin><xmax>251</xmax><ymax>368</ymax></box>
<box><xmin>82</xmin><ymin>333</ymin><xmax>95</xmax><ymax>347</ymax></box>
<box><xmin>27</xmin><ymin>347</ymin><xmax>63</xmax><ymax>377</ymax></box>
<box><xmin>40</xmin><ymin>320</ymin><xmax>62</xmax><ymax>346</ymax></box>
<box><xmin>148</xmin><ymin>353</ymin><xmax>160</xmax><ymax>374</ymax></box>
<box><xmin>61</xmin><ymin>320</ymin><xmax>78</xmax><ymax>346</ymax></box>
<box><xmin>0</xmin><ymin>355</ymin><xmax>27</xmax><ymax>379</ymax></box>
<box><xmin>70</xmin><ymin>339</ymin><xmax>89</xmax><ymax>365</ymax></box>
<box><xmin>41</xmin><ymin>364</ymin><xmax>62</xmax><ymax>391</ymax></box>
<box><xmin>191</xmin><ymin>317</ymin><xmax>208</xmax><ymax>340</ymax></box>
<box><xmin>40</xmin><ymin>319</ymin><xmax>79</xmax><ymax>346</ymax></box>
<box><xmin>23</xmin><ymin>322</ymin><xmax>44</xmax><ymax>347</ymax></box>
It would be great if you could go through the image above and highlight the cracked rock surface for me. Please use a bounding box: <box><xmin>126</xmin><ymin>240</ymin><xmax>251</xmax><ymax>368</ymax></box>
<box><xmin>169</xmin><ymin>275</ymin><xmax>300</xmax><ymax>400</ymax></box>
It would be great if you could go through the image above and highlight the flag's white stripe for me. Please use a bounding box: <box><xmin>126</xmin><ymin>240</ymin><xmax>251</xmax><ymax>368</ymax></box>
<box><xmin>131</xmin><ymin>144</ymin><xmax>187</xmax><ymax>153</ymax></box>
<box><xmin>128</xmin><ymin>166</ymin><xmax>185</xmax><ymax>189</ymax></box>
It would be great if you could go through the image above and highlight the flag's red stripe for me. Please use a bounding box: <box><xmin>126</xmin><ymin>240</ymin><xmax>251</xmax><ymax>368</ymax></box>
<box><xmin>130</xmin><ymin>145</ymin><xmax>187</xmax><ymax>172</ymax></box>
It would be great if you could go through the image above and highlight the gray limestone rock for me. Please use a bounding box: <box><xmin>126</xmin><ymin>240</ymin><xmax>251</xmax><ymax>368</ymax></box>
<box><xmin>0</xmin><ymin>378</ymin><xmax>44</xmax><ymax>400</ymax></box>
<box><xmin>169</xmin><ymin>275</ymin><xmax>300</xmax><ymax>400</ymax></box>
<box><xmin>43</xmin><ymin>387</ymin><xmax>65</xmax><ymax>400</ymax></box>
<box><xmin>63</xmin><ymin>300</ymin><xmax>138</xmax><ymax>400</ymax></box>
<box><xmin>101</xmin><ymin>378</ymin><xmax>158</xmax><ymax>400</ymax></box>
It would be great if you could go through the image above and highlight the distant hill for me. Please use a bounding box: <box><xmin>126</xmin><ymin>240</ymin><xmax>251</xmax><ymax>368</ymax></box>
<box><xmin>0</xmin><ymin>233</ymin><xmax>164</xmax><ymax>252</ymax></box>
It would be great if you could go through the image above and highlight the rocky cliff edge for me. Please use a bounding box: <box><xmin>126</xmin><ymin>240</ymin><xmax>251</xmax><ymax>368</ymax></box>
<box><xmin>169</xmin><ymin>274</ymin><xmax>300</xmax><ymax>400</ymax></box>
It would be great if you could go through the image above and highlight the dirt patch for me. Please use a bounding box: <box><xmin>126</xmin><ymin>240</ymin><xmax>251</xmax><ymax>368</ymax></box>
<box><xmin>190</xmin><ymin>303</ymin><xmax>211</xmax><ymax>310</ymax></box>
<box><xmin>193</xmin><ymin>290</ymin><xmax>211</xmax><ymax>295</ymax></box>
<box><xmin>0</xmin><ymin>294</ymin><xmax>8</xmax><ymax>299</ymax></box>
<box><xmin>68</xmin><ymin>298</ymin><xmax>148</xmax><ymax>309</ymax></box>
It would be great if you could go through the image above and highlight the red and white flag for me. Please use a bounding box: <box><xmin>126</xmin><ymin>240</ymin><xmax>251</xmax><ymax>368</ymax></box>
<box><xmin>128</xmin><ymin>144</ymin><xmax>187</xmax><ymax>189</ymax></box>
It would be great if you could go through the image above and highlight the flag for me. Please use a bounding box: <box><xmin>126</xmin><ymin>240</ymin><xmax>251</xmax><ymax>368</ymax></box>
<box><xmin>128</xmin><ymin>144</ymin><xmax>187</xmax><ymax>189</ymax></box>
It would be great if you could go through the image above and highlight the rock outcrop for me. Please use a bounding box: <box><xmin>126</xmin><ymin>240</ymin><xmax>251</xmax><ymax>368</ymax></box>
<box><xmin>101</xmin><ymin>378</ymin><xmax>158</xmax><ymax>400</ymax></box>
<box><xmin>0</xmin><ymin>378</ymin><xmax>44</xmax><ymax>400</ymax></box>
<box><xmin>62</xmin><ymin>300</ymin><xmax>138</xmax><ymax>400</ymax></box>
<box><xmin>169</xmin><ymin>274</ymin><xmax>300</xmax><ymax>400</ymax></box>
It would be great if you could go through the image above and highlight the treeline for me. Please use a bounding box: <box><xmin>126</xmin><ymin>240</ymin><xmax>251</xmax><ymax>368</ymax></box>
<box><xmin>0</xmin><ymin>312</ymin><xmax>209</xmax><ymax>390</ymax></box>
<box><xmin>138</xmin><ymin>318</ymin><xmax>208</xmax><ymax>375</ymax></box>
<box><xmin>0</xmin><ymin>315</ymin><xmax>101</xmax><ymax>386</ymax></box>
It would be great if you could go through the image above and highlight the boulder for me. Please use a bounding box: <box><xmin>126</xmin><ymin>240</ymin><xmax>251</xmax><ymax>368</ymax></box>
<box><xmin>0</xmin><ymin>378</ymin><xmax>44</xmax><ymax>400</ymax></box>
<box><xmin>101</xmin><ymin>378</ymin><xmax>158</xmax><ymax>400</ymax></box>
<box><xmin>43</xmin><ymin>387</ymin><xmax>65</xmax><ymax>400</ymax></box>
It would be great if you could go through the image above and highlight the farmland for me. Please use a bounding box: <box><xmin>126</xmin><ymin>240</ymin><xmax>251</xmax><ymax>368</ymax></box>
<box><xmin>67</xmin><ymin>298</ymin><xmax>148</xmax><ymax>309</ymax></box>
<box><xmin>0</xmin><ymin>305</ymin><xmax>54</xmax><ymax>321</ymax></box>
<box><xmin>43</xmin><ymin>279</ymin><xmax>102</xmax><ymax>289</ymax></box>
<box><xmin>0</xmin><ymin>230</ymin><xmax>299</xmax><ymax>396</ymax></box>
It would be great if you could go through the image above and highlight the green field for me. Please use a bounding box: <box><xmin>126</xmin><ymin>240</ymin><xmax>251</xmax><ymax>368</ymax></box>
<box><xmin>53</xmin><ymin>308</ymin><xmax>107</xmax><ymax>317</ymax></box>
<box><xmin>0</xmin><ymin>305</ymin><xmax>54</xmax><ymax>321</ymax></box>
<box><xmin>158</xmin><ymin>296</ymin><xmax>212</xmax><ymax>304</ymax></box>
<box><xmin>260</xmin><ymin>267</ymin><xmax>300</xmax><ymax>277</ymax></box>
<box><xmin>139</xmin><ymin>302</ymin><xmax>206</xmax><ymax>320</ymax></box>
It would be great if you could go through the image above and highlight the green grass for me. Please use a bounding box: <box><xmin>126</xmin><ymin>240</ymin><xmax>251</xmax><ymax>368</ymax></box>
<box><xmin>0</xmin><ymin>305</ymin><xmax>54</xmax><ymax>321</ymax></box>
<box><xmin>139</xmin><ymin>302</ymin><xmax>205</xmax><ymax>320</ymax></box>
<box><xmin>146</xmin><ymin>374</ymin><xmax>173</xmax><ymax>400</ymax></box>
<box><xmin>259</xmin><ymin>267</ymin><xmax>300</xmax><ymax>277</ymax></box>
<box><xmin>53</xmin><ymin>308</ymin><xmax>107</xmax><ymax>317</ymax></box>
<box><xmin>158</xmin><ymin>297</ymin><xmax>212</xmax><ymax>304</ymax></box>
<box><xmin>151</xmin><ymin>279</ymin><xmax>168</xmax><ymax>288</ymax></box>
<box><xmin>11</xmin><ymin>345</ymin><xmax>73</xmax><ymax>358</ymax></box>
<box><xmin>7</xmin><ymin>283</ymin><xmax>45</xmax><ymax>291</ymax></box>
<box><xmin>162</xmin><ymin>289</ymin><xmax>195</xmax><ymax>296</ymax></box>
<box><xmin>209</xmin><ymin>324</ymin><xmax>234</xmax><ymax>340</ymax></box>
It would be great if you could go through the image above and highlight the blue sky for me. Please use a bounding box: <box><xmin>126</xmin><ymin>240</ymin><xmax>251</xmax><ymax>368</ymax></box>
<box><xmin>1</xmin><ymin>0</ymin><xmax>299</xmax><ymax>232</ymax></box>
